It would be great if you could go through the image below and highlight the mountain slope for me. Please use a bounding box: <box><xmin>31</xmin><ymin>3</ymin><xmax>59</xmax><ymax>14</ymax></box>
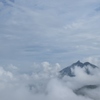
<box><xmin>59</xmin><ymin>61</ymin><xmax>99</xmax><ymax>98</ymax></box>
<box><xmin>59</xmin><ymin>60</ymin><xmax>98</xmax><ymax>77</ymax></box>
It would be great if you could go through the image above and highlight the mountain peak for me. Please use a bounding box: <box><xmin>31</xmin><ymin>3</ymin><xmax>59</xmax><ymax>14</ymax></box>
<box><xmin>77</xmin><ymin>60</ymin><xmax>81</xmax><ymax>63</ymax></box>
<box><xmin>84</xmin><ymin>62</ymin><xmax>91</xmax><ymax>65</ymax></box>
<box><xmin>73</xmin><ymin>60</ymin><xmax>83</xmax><ymax>67</ymax></box>
<box><xmin>76</xmin><ymin>60</ymin><xmax>82</xmax><ymax>64</ymax></box>
<box><xmin>59</xmin><ymin>61</ymin><xmax>98</xmax><ymax>77</ymax></box>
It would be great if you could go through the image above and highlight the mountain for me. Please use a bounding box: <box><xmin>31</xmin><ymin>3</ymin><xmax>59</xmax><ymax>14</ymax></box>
<box><xmin>75</xmin><ymin>85</ymin><xmax>98</xmax><ymax>96</ymax></box>
<box><xmin>59</xmin><ymin>60</ymin><xmax>98</xmax><ymax>77</ymax></box>
<box><xmin>59</xmin><ymin>61</ymin><xmax>99</xmax><ymax>97</ymax></box>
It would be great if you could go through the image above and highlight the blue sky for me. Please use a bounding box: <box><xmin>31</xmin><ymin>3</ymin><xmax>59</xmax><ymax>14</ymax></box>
<box><xmin>0</xmin><ymin>0</ymin><xmax>100</xmax><ymax>67</ymax></box>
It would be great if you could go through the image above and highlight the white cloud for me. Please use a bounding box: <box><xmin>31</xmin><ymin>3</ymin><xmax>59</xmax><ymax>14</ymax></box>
<box><xmin>0</xmin><ymin>2</ymin><xmax>100</xmax><ymax>100</ymax></box>
<box><xmin>0</xmin><ymin>62</ymin><xmax>100</xmax><ymax>100</ymax></box>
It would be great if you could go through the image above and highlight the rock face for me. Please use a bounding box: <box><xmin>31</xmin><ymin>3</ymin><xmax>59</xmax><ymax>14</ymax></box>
<box><xmin>59</xmin><ymin>60</ymin><xmax>98</xmax><ymax>77</ymax></box>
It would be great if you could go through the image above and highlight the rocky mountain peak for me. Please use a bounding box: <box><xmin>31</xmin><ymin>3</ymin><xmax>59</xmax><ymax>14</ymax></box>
<box><xmin>59</xmin><ymin>61</ymin><xmax>98</xmax><ymax>77</ymax></box>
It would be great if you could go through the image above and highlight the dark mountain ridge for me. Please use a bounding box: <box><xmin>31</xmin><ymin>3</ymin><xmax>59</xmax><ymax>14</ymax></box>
<box><xmin>59</xmin><ymin>61</ymin><xmax>99</xmax><ymax>97</ymax></box>
<box><xmin>59</xmin><ymin>60</ymin><xmax>98</xmax><ymax>77</ymax></box>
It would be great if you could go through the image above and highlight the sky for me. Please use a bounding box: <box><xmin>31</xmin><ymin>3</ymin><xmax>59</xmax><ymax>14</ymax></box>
<box><xmin>1</xmin><ymin>1</ymin><xmax>100</xmax><ymax>100</ymax></box>
<box><xmin>0</xmin><ymin>0</ymin><xmax>100</xmax><ymax>68</ymax></box>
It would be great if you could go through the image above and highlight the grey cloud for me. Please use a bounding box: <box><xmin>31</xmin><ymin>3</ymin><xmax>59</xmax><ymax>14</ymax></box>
<box><xmin>0</xmin><ymin>1</ymin><xmax>100</xmax><ymax>99</ymax></box>
<box><xmin>0</xmin><ymin>62</ymin><xmax>100</xmax><ymax>100</ymax></box>
<box><xmin>0</xmin><ymin>0</ymin><xmax>100</xmax><ymax>66</ymax></box>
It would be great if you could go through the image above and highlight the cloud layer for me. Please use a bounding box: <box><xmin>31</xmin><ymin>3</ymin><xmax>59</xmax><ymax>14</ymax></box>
<box><xmin>0</xmin><ymin>62</ymin><xmax>100</xmax><ymax>100</ymax></box>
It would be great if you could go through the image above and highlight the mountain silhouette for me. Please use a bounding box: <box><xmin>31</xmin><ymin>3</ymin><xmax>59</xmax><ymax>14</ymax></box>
<box><xmin>59</xmin><ymin>61</ymin><xmax>98</xmax><ymax>77</ymax></box>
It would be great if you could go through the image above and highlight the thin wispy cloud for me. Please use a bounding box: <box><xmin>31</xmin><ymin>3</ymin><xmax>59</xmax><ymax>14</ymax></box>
<box><xmin>0</xmin><ymin>0</ymin><xmax>100</xmax><ymax>66</ymax></box>
<box><xmin>1</xmin><ymin>1</ymin><xmax>100</xmax><ymax>100</ymax></box>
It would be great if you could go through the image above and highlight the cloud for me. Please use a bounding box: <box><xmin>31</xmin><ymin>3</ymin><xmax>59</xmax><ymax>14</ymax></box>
<box><xmin>1</xmin><ymin>0</ymin><xmax>100</xmax><ymax>66</ymax></box>
<box><xmin>0</xmin><ymin>1</ymin><xmax>100</xmax><ymax>99</ymax></box>
<box><xmin>0</xmin><ymin>62</ymin><xmax>100</xmax><ymax>100</ymax></box>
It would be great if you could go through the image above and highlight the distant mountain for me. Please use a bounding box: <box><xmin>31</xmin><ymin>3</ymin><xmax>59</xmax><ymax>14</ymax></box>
<box><xmin>75</xmin><ymin>85</ymin><xmax>98</xmax><ymax>96</ymax></box>
<box><xmin>59</xmin><ymin>60</ymin><xmax>98</xmax><ymax>77</ymax></box>
<box><xmin>59</xmin><ymin>61</ymin><xmax>99</xmax><ymax>97</ymax></box>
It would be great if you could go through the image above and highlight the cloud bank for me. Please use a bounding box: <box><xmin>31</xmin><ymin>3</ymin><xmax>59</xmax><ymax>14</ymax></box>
<box><xmin>0</xmin><ymin>62</ymin><xmax>100</xmax><ymax>100</ymax></box>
